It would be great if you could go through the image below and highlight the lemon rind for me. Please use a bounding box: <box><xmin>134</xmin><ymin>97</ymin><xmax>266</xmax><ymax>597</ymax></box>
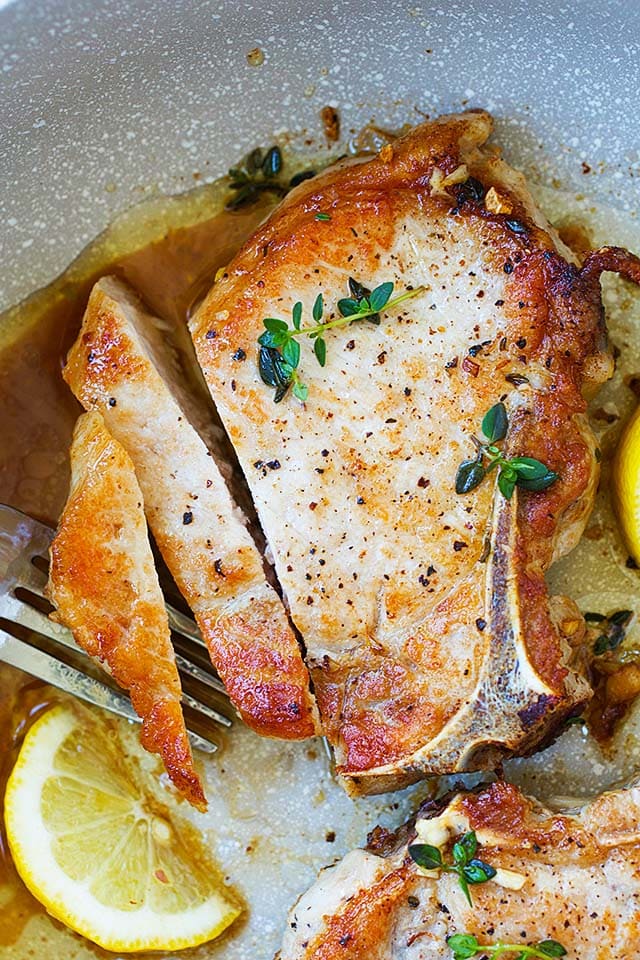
<box><xmin>4</xmin><ymin>705</ymin><xmax>239</xmax><ymax>952</ymax></box>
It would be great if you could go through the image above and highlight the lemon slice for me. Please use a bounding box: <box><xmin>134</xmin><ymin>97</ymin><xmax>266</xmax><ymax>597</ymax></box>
<box><xmin>613</xmin><ymin>404</ymin><xmax>640</xmax><ymax>563</ymax></box>
<box><xmin>4</xmin><ymin>704</ymin><xmax>240</xmax><ymax>952</ymax></box>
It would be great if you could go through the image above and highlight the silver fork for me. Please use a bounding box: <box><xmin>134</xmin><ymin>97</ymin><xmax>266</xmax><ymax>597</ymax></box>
<box><xmin>0</xmin><ymin>503</ymin><xmax>233</xmax><ymax>753</ymax></box>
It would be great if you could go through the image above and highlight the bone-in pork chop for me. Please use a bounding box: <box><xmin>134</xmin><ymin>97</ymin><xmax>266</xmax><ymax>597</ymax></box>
<box><xmin>64</xmin><ymin>276</ymin><xmax>319</xmax><ymax>740</ymax></box>
<box><xmin>279</xmin><ymin>778</ymin><xmax>640</xmax><ymax>959</ymax></box>
<box><xmin>48</xmin><ymin>411</ymin><xmax>205</xmax><ymax>808</ymax></box>
<box><xmin>191</xmin><ymin>110</ymin><xmax>640</xmax><ymax>793</ymax></box>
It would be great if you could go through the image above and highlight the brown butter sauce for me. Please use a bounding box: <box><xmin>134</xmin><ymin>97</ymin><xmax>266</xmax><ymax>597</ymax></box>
<box><xmin>0</xmin><ymin>189</ymin><xmax>275</xmax><ymax>949</ymax></box>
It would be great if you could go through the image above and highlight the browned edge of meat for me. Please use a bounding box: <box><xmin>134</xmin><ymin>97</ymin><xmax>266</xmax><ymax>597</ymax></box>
<box><xmin>62</xmin><ymin>277</ymin><xmax>320</xmax><ymax>741</ymax></box>
<box><xmin>48</xmin><ymin>411</ymin><xmax>206</xmax><ymax>809</ymax></box>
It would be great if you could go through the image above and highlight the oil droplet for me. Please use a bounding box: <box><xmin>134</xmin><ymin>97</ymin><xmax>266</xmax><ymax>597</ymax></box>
<box><xmin>246</xmin><ymin>47</ymin><xmax>264</xmax><ymax>67</ymax></box>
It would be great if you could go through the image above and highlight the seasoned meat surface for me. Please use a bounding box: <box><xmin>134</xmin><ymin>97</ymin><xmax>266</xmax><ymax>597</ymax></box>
<box><xmin>191</xmin><ymin>110</ymin><xmax>640</xmax><ymax>791</ymax></box>
<box><xmin>63</xmin><ymin>276</ymin><xmax>318</xmax><ymax>741</ymax></box>
<box><xmin>48</xmin><ymin>412</ymin><xmax>205</xmax><ymax>808</ymax></box>
<box><xmin>278</xmin><ymin>779</ymin><xmax>640</xmax><ymax>959</ymax></box>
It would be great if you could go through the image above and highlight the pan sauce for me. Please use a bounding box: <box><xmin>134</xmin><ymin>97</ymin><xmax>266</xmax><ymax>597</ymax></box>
<box><xmin>0</xmin><ymin>168</ymin><xmax>639</xmax><ymax>960</ymax></box>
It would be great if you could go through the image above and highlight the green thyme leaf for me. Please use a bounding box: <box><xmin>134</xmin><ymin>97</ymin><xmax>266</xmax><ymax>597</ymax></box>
<box><xmin>452</xmin><ymin>841</ymin><xmax>468</xmax><ymax>866</ymax></box>
<box><xmin>463</xmin><ymin>859</ymin><xmax>497</xmax><ymax>884</ymax></box>
<box><xmin>292</xmin><ymin>379</ymin><xmax>309</xmax><ymax>402</ymax></box>
<box><xmin>408</xmin><ymin>843</ymin><xmax>443</xmax><ymax>870</ymax></box>
<box><xmin>455</xmin><ymin>459</ymin><xmax>486</xmax><ymax>495</ymax></box>
<box><xmin>565</xmin><ymin>715</ymin><xmax>586</xmax><ymax>726</ymax></box>
<box><xmin>584</xmin><ymin>612</ymin><xmax>607</xmax><ymax>623</ymax></box>
<box><xmin>258</xmin><ymin>346</ymin><xmax>293</xmax><ymax>403</ymax></box>
<box><xmin>258</xmin><ymin>329</ymin><xmax>286</xmax><ymax>348</ymax></box>
<box><xmin>510</xmin><ymin>456</ymin><xmax>555</xmax><ymax>478</ymax></box>
<box><xmin>263</xmin><ymin>317</ymin><xmax>289</xmax><ymax>333</ymax></box>
<box><xmin>459</xmin><ymin>831</ymin><xmax>478</xmax><ymax>859</ymax></box>
<box><xmin>516</xmin><ymin>468</ymin><xmax>559</xmax><ymax>492</ymax></box>
<box><xmin>498</xmin><ymin>470</ymin><xmax>517</xmax><ymax>500</ymax></box>
<box><xmin>315</xmin><ymin>212</ymin><xmax>331</xmax><ymax>221</ymax></box>
<box><xmin>591</xmin><ymin>609</ymin><xmax>634</xmax><ymax>655</ymax></box>
<box><xmin>447</xmin><ymin>933</ymin><xmax>480</xmax><ymax>959</ymax></box>
<box><xmin>314</xmin><ymin>337</ymin><xmax>327</xmax><ymax>367</ymax></box>
<box><xmin>609</xmin><ymin>609</ymin><xmax>633</xmax><ymax>626</ymax></box>
<box><xmin>457</xmin><ymin>872</ymin><xmax>472</xmax><ymax>906</ymax></box>
<box><xmin>536</xmin><ymin>942</ymin><xmax>567</xmax><ymax>957</ymax></box>
<box><xmin>482</xmin><ymin>401</ymin><xmax>509</xmax><ymax>443</ymax></box>
<box><xmin>312</xmin><ymin>293</ymin><xmax>324</xmax><ymax>323</ymax></box>
<box><xmin>348</xmin><ymin>277</ymin><xmax>370</xmax><ymax>300</ymax></box>
<box><xmin>337</xmin><ymin>297</ymin><xmax>360</xmax><ymax>317</ymax></box>
<box><xmin>225</xmin><ymin>184</ymin><xmax>259</xmax><ymax>210</ymax></box>
<box><xmin>292</xmin><ymin>301</ymin><xmax>303</xmax><ymax>330</ymax></box>
<box><xmin>369</xmin><ymin>281</ymin><xmax>394</xmax><ymax>312</ymax></box>
<box><xmin>245</xmin><ymin>148</ymin><xmax>263</xmax><ymax>175</ymax></box>
<box><xmin>228</xmin><ymin>166</ymin><xmax>248</xmax><ymax>182</ymax></box>
<box><xmin>282</xmin><ymin>338</ymin><xmax>301</xmax><ymax>369</ymax></box>
<box><xmin>289</xmin><ymin>169</ymin><xmax>317</xmax><ymax>187</ymax></box>
<box><xmin>262</xmin><ymin>145</ymin><xmax>282</xmax><ymax>178</ymax></box>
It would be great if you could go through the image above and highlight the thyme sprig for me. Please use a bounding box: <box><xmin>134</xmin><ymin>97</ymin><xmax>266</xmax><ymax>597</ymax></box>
<box><xmin>226</xmin><ymin>146</ymin><xmax>287</xmax><ymax>210</ymax></box>
<box><xmin>585</xmin><ymin>609</ymin><xmax>634</xmax><ymax>656</ymax></box>
<box><xmin>226</xmin><ymin>145</ymin><xmax>319</xmax><ymax>210</ymax></box>
<box><xmin>447</xmin><ymin>934</ymin><xmax>567</xmax><ymax>960</ymax></box>
<box><xmin>455</xmin><ymin>402</ymin><xmax>559</xmax><ymax>500</ymax></box>
<box><xmin>408</xmin><ymin>831</ymin><xmax>496</xmax><ymax>907</ymax></box>
<box><xmin>258</xmin><ymin>279</ymin><xmax>425</xmax><ymax>403</ymax></box>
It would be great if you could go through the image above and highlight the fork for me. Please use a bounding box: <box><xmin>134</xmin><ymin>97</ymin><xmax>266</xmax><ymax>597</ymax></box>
<box><xmin>0</xmin><ymin>503</ymin><xmax>233</xmax><ymax>753</ymax></box>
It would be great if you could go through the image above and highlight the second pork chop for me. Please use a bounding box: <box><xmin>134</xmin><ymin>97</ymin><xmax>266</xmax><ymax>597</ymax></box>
<box><xmin>191</xmin><ymin>110</ymin><xmax>640</xmax><ymax>793</ymax></box>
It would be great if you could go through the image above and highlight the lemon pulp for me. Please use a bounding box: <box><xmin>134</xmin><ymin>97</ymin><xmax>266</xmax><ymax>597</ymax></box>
<box><xmin>4</xmin><ymin>704</ymin><xmax>240</xmax><ymax>952</ymax></box>
<box><xmin>613</xmin><ymin>404</ymin><xmax>640</xmax><ymax>564</ymax></box>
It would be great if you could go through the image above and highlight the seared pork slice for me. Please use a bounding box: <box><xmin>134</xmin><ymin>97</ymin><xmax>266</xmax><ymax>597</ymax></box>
<box><xmin>191</xmin><ymin>109</ymin><xmax>640</xmax><ymax>793</ymax></box>
<box><xmin>48</xmin><ymin>412</ymin><xmax>205</xmax><ymax>809</ymax></box>
<box><xmin>63</xmin><ymin>276</ymin><xmax>318</xmax><ymax>740</ymax></box>
<box><xmin>279</xmin><ymin>779</ymin><xmax>640</xmax><ymax>959</ymax></box>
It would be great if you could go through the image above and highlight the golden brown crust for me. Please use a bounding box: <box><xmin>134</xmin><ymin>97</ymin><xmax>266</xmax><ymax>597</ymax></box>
<box><xmin>189</xmin><ymin>111</ymin><xmax>637</xmax><ymax>788</ymax></box>
<box><xmin>280</xmin><ymin>779</ymin><xmax>640</xmax><ymax>959</ymax></box>
<box><xmin>48</xmin><ymin>412</ymin><xmax>205</xmax><ymax>808</ymax></box>
<box><xmin>64</xmin><ymin>277</ymin><xmax>319</xmax><ymax>741</ymax></box>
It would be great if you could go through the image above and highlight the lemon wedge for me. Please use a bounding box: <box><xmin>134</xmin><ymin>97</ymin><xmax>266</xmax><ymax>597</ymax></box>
<box><xmin>4</xmin><ymin>703</ymin><xmax>240</xmax><ymax>953</ymax></box>
<box><xmin>613</xmin><ymin>404</ymin><xmax>640</xmax><ymax>563</ymax></box>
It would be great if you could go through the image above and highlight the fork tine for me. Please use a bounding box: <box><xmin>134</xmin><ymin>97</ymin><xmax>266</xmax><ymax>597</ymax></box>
<box><xmin>165</xmin><ymin>602</ymin><xmax>208</xmax><ymax>647</ymax></box>
<box><xmin>182</xmin><ymin>691</ymin><xmax>233</xmax><ymax>729</ymax></box>
<box><xmin>5</xmin><ymin>598</ymin><xmax>232</xmax><ymax>728</ymax></box>
<box><xmin>0</xmin><ymin>629</ymin><xmax>217</xmax><ymax>754</ymax></box>
<box><xmin>9</xmin><ymin>590</ymin><xmax>227</xmax><ymax>696</ymax></box>
<box><xmin>2</xmin><ymin>503</ymin><xmax>232</xmax><ymax>715</ymax></box>
<box><xmin>16</xmin><ymin>570</ymin><xmax>211</xmax><ymax>654</ymax></box>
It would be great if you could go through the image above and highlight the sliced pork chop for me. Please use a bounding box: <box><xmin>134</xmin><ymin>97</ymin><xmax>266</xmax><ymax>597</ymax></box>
<box><xmin>279</xmin><ymin>778</ymin><xmax>640</xmax><ymax>959</ymax></box>
<box><xmin>48</xmin><ymin>411</ymin><xmax>205</xmax><ymax>808</ymax></box>
<box><xmin>63</xmin><ymin>276</ymin><xmax>319</xmax><ymax>741</ymax></box>
<box><xmin>191</xmin><ymin>109</ymin><xmax>640</xmax><ymax>793</ymax></box>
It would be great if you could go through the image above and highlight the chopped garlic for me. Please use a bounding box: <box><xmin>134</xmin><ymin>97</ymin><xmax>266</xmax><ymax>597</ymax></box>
<box><xmin>484</xmin><ymin>186</ymin><xmax>513</xmax><ymax>215</ymax></box>
<box><xmin>493</xmin><ymin>867</ymin><xmax>527</xmax><ymax>890</ymax></box>
<box><xmin>415</xmin><ymin>809</ymin><xmax>471</xmax><ymax>847</ymax></box>
<box><xmin>429</xmin><ymin>164</ymin><xmax>469</xmax><ymax>197</ymax></box>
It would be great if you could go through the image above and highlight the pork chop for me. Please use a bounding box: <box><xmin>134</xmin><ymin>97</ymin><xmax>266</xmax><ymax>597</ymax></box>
<box><xmin>190</xmin><ymin>110</ymin><xmax>640</xmax><ymax>793</ymax></box>
<box><xmin>64</xmin><ymin>276</ymin><xmax>319</xmax><ymax>740</ymax></box>
<box><xmin>279</xmin><ymin>778</ymin><xmax>640</xmax><ymax>959</ymax></box>
<box><xmin>48</xmin><ymin>411</ymin><xmax>205</xmax><ymax>808</ymax></box>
